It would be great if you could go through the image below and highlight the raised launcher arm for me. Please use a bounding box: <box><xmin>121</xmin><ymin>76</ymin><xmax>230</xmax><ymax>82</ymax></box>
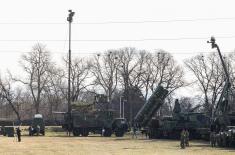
<box><xmin>134</xmin><ymin>85</ymin><xmax>168</xmax><ymax>127</ymax></box>
<box><xmin>207</xmin><ymin>36</ymin><xmax>231</xmax><ymax>117</ymax></box>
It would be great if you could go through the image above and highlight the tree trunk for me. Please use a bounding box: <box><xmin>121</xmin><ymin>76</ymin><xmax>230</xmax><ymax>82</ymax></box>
<box><xmin>6</xmin><ymin>98</ymin><xmax>21</xmax><ymax>122</ymax></box>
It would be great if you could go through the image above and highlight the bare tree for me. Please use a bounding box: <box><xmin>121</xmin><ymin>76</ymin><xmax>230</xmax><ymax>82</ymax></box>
<box><xmin>17</xmin><ymin>43</ymin><xmax>52</xmax><ymax>114</ymax></box>
<box><xmin>63</xmin><ymin>56</ymin><xmax>92</xmax><ymax>104</ymax></box>
<box><xmin>70</xmin><ymin>58</ymin><xmax>92</xmax><ymax>102</ymax></box>
<box><xmin>0</xmin><ymin>74</ymin><xmax>21</xmax><ymax>121</ymax></box>
<box><xmin>129</xmin><ymin>50</ymin><xmax>149</xmax><ymax>88</ymax></box>
<box><xmin>17</xmin><ymin>90</ymin><xmax>33</xmax><ymax>120</ymax></box>
<box><xmin>44</xmin><ymin>66</ymin><xmax>67</xmax><ymax>119</ymax></box>
<box><xmin>91</xmin><ymin>50</ymin><xmax>119</xmax><ymax>105</ymax></box>
<box><xmin>142</xmin><ymin>50</ymin><xmax>185</xmax><ymax>100</ymax></box>
<box><xmin>116</xmin><ymin>47</ymin><xmax>140</xmax><ymax>122</ymax></box>
<box><xmin>185</xmin><ymin>53</ymin><xmax>225</xmax><ymax>116</ymax></box>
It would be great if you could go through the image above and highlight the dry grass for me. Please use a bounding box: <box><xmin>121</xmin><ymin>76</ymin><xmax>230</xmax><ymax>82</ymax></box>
<box><xmin>0</xmin><ymin>128</ymin><xmax>234</xmax><ymax>155</ymax></box>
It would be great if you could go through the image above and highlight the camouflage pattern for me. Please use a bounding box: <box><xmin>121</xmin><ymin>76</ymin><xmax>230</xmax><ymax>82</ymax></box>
<box><xmin>16</xmin><ymin>127</ymin><xmax>21</xmax><ymax>142</ymax></box>
<box><xmin>210</xmin><ymin>132</ymin><xmax>216</xmax><ymax>147</ymax></box>
<box><xmin>180</xmin><ymin>129</ymin><xmax>186</xmax><ymax>149</ymax></box>
<box><xmin>185</xmin><ymin>130</ymin><xmax>189</xmax><ymax>147</ymax></box>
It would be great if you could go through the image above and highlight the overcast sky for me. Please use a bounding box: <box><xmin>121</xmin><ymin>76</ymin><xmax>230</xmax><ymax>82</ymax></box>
<box><xmin>0</xmin><ymin>0</ymin><xmax>235</xmax><ymax>96</ymax></box>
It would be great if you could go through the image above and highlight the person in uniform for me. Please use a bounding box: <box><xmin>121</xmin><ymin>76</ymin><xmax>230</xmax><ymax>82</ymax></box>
<box><xmin>180</xmin><ymin>129</ymin><xmax>186</xmax><ymax>149</ymax></box>
<box><xmin>28</xmin><ymin>126</ymin><xmax>32</xmax><ymax>136</ymax></box>
<box><xmin>221</xmin><ymin>131</ymin><xmax>227</xmax><ymax>147</ymax></box>
<box><xmin>145</xmin><ymin>129</ymin><xmax>149</xmax><ymax>139</ymax></box>
<box><xmin>102</xmin><ymin>127</ymin><xmax>105</xmax><ymax>137</ymax></box>
<box><xmin>37</xmin><ymin>125</ymin><xmax>40</xmax><ymax>136</ymax></box>
<box><xmin>16</xmin><ymin>127</ymin><xmax>21</xmax><ymax>142</ymax></box>
<box><xmin>210</xmin><ymin>131</ymin><xmax>216</xmax><ymax>147</ymax></box>
<box><xmin>132</xmin><ymin>125</ymin><xmax>137</xmax><ymax>139</ymax></box>
<box><xmin>185</xmin><ymin>129</ymin><xmax>189</xmax><ymax>147</ymax></box>
<box><xmin>173</xmin><ymin>99</ymin><xmax>181</xmax><ymax>114</ymax></box>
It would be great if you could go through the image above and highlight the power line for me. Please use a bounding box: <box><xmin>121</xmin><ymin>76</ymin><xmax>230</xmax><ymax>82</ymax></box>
<box><xmin>0</xmin><ymin>36</ymin><xmax>235</xmax><ymax>42</ymax></box>
<box><xmin>0</xmin><ymin>50</ymin><xmax>233</xmax><ymax>55</ymax></box>
<box><xmin>1</xmin><ymin>17</ymin><xmax>235</xmax><ymax>25</ymax></box>
<box><xmin>76</xmin><ymin>17</ymin><xmax>235</xmax><ymax>24</ymax></box>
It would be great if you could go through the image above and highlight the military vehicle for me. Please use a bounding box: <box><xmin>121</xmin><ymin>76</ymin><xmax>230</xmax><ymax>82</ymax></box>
<box><xmin>0</xmin><ymin>118</ymin><xmax>14</xmax><ymax>137</ymax></box>
<box><xmin>2</xmin><ymin>126</ymin><xmax>14</xmax><ymax>137</ymax></box>
<box><xmin>62</xmin><ymin>94</ymin><xmax>128</xmax><ymax>137</ymax></box>
<box><xmin>133</xmin><ymin>85</ymin><xmax>169</xmax><ymax>138</ymax></box>
<box><xmin>29</xmin><ymin>114</ymin><xmax>45</xmax><ymax>136</ymax></box>
<box><xmin>133</xmin><ymin>86</ymin><xmax>211</xmax><ymax>140</ymax></box>
<box><xmin>63</xmin><ymin>111</ymin><xmax>128</xmax><ymax>137</ymax></box>
<box><xmin>208</xmin><ymin>37</ymin><xmax>235</xmax><ymax>147</ymax></box>
<box><xmin>149</xmin><ymin>109</ymin><xmax>210</xmax><ymax>139</ymax></box>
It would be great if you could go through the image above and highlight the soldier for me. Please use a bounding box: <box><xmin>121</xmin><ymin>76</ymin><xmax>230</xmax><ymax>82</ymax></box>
<box><xmin>145</xmin><ymin>129</ymin><xmax>149</xmax><ymax>139</ymax></box>
<box><xmin>215</xmin><ymin>133</ymin><xmax>221</xmax><ymax>146</ymax></box>
<box><xmin>16</xmin><ymin>127</ymin><xmax>21</xmax><ymax>142</ymax></box>
<box><xmin>37</xmin><ymin>125</ymin><xmax>40</xmax><ymax>136</ymax></box>
<box><xmin>180</xmin><ymin>129</ymin><xmax>186</xmax><ymax>149</ymax></box>
<box><xmin>28</xmin><ymin>126</ymin><xmax>32</xmax><ymax>136</ymax></box>
<box><xmin>173</xmin><ymin>99</ymin><xmax>181</xmax><ymax>114</ymax></box>
<box><xmin>221</xmin><ymin>131</ymin><xmax>227</xmax><ymax>147</ymax></box>
<box><xmin>210</xmin><ymin>131</ymin><xmax>216</xmax><ymax>147</ymax></box>
<box><xmin>102</xmin><ymin>127</ymin><xmax>105</xmax><ymax>137</ymax></box>
<box><xmin>185</xmin><ymin>129</ymin><xmax>189</xmax><ymax>147</ymax></box>
<box><xmin>132</xmin><ymin>125</ymin><xmax>137</xmax><ymax>139</ymax></box>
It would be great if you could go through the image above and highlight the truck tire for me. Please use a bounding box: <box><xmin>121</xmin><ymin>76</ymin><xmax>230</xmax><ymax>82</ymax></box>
<box><xmin>104</xmin><ymin>128</ymin><xmax>112</xmax><ymax>137</ymax></box>
<box><xmin>81</xmin><ymin>128</ymin><xmax>89</xmax><ymax>137</ymax></box>
<box><xmin>217</xmin><ymin>137</ymin><xmax>222</xmax><ymax>147</ymax></box>
<box><xmin>115</xmin><ymin>130</ymin><xmax>124</xmax><ymax>137</ymax></box>
<box><xmin>73</xmin><ymin>129</ymin><xmax>80</xmax><ymax>136</ymax></box>
<box><xmin>41</xmin><ymin>130</ymin><xmax>45</xmax><ymax>136</ymax></box>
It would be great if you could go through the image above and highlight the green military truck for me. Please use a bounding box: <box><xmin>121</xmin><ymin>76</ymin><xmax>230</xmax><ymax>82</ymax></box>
<box><xmin>211</xmin><ymin>112</ymin><xmax>235</xmax><ymax>147</ymax></box>
<box><xmin>29</xmin><ymin>114</ymin><xmax>45</xmax><ymax>136</ymax></box>
<box><xmin>61</xmin><ymin>93</ymin><xmax>129</xmax><ymax>137</ymax></box>
<box><xmin>133</xmin><ymin>86</ymin><xmax>210</xmax><ymax>140</ymax></box>
<box><xmin>0</xmin><ymin>119</ymin><xmax>14</xmax><ymax>137</ymax></box>
<box><xmin>149</xmin><ymin>112</ymin><xmax>210</xmax><ymax>139</ymax></box>
<box><xmin>63</xmin><ymin>110</ymin><xmax>128</xmax><ymax>137</ymax></box>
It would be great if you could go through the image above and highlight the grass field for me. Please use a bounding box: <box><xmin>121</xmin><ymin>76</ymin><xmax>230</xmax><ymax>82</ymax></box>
<box><xmin>0</xmin><ymin>127</ymin><xmax>234</xmax><ymax>155</ymax></box>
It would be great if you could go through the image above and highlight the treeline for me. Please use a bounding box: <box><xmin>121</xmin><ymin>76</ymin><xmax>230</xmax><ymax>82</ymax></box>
<box><xmin>0</xmin><ymin>43</ymin><xmax>234</xmax><ymax>123</ymax></box>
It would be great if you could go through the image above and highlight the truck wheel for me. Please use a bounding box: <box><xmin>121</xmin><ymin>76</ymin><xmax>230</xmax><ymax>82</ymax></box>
<box><xmin>115</xmin><ymin>130</ymin><xmax>124</xmax><ymax>137</ymax></box>
<box><xmin>42</xmin><ymin>131</ymin><xmax>45</xmax><ymax>136</ymax></box>
<box><xmin>217</xmin><ymin>137</ymin><xmax>222</xmax><ymax>147</ymax></box>
<box><xmin>81</xmin><ymin>129</ymin><xmax>89</xmax><ymax>137</ymax></box>
<box><xmin>148</xmin><ymin>129</ymin><xmax>154</xmax><ymax>139</ymax></box>
<box><xmin>73</xmin><ymin>129</ymin><xmax>80</xmax><ymax>136</ymax></box>
<box><xmin>104</xmin><ymin>128</ymin><xmax>112</xmax><ymax>137</ymax></box>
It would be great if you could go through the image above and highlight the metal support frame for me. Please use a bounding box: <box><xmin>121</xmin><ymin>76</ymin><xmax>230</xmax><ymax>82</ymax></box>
<box><xmin>207</xmin><ymin>36</ymin><xmax>230</xmax><ymax>117</ymax></box>
<box><xmin>67</xmin><ymin>9</ymin><xmax>75</xmax><ymax>136</ymax></box>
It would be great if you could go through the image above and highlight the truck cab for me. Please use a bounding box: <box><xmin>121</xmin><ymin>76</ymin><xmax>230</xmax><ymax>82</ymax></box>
<box><xmin>29</xmin><ymin>114</ymin><xmax>45</xmax><ymax>136</ymax></box>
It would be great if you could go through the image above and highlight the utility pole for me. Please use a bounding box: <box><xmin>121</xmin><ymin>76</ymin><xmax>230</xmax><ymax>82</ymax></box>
<box><xmin>67</xmin><ymin>9</ymin><xmax>75</xmax><ymax>136</ymax></box>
